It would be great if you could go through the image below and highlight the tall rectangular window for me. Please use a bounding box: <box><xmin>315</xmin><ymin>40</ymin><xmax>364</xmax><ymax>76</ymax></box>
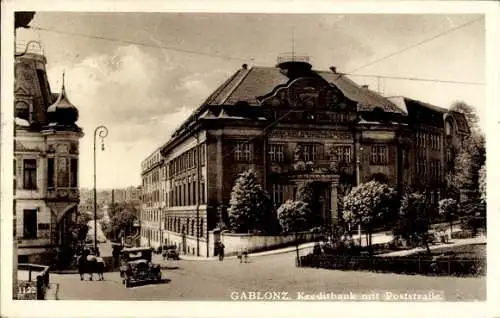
<box><xmin>200</xmin><ymin>182</ymin><xmax>205</xmax><ymax>204</ymax></box>
<box><xmin>272</xmin><ymin>184</ymin><xmax>285</xmax><ymax>206</ymax></box>
<box><xmin>269</xmin><ymin>144</ymin><xmax>285</xmax><ymax>162</ymax></box>
<box><xmin>70</xmin><ymin>158</ymin><xmax>78</xmax><ymax>187</ymax></box>
<box><xmin>335</xmin><ymin>146</ymin><xmax>352</xmax><ymax>164</ymax></box>
<box><xmin>234</xmin><ymin>142</ymin><xmax>251</xmax><ymax>161</ymax></box>
<box><xmin>23</xmin><ymin>159</ymin><xmax>37</xmax><ymax>190</ymax></box>
<box><xmin>303</xmin><ymin>144</ymin><xmax>318</xmax><ymax>162</ymax></box>
<box><xmin>371</xmin><ymin>145</ymin><xmax>388</xmax><ymax>165</ymax></box>
<box><xmin>47</xmin><ymin>158</ymin><xmax>54</xmax><ymax>188</ymax></box>
<box><xmin>200</xmin><ymin>144</ymin><xmax>206</xmax><ymax>165</ymax></box>
<box><xmin>183</xmin><ymin>183</ymin><xmax>187</xmax><ymax>206</ymax></box>
<box><xmin>23</xmin><ymin>209</ymin><xmax>37</xmax><ymax>239</ymax></box>
<box><xmin>57</xmin><ymin>158</ymin><xmax>69</xmax><ymax>187</ymax></box>
<box><xmin>193</xmin><ymin>181</ymin><xmax>198</xmax><ymax>204</ymax></box>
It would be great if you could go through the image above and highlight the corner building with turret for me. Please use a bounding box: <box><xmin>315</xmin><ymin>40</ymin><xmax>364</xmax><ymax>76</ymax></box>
<box><xmin>14</xmin><ymin>42</ymin><xmax>84</xmax><ymax>264</ymax></box>
<box><xmin>140</xmin><ymin>56</ymin><xmax>470</xmax><ymax>257</ymax></box>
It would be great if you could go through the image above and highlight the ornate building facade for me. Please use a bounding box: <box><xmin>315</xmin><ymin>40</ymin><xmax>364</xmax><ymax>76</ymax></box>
<box><xmin>140</xmin><ymin>147</ymin><xmax>165</xmax><ymax>248</ymax></box>
<box><xmin>140</xmin><ymin>56</ymin><xmax>469</xmax><ymax>257</ymax></box>
<box><xmin>14</xmin><ymin>42</ymin><xmax>83</xmax><ymax>264</ymax></box>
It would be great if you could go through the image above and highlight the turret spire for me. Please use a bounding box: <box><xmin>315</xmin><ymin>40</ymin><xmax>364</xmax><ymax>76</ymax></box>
<box><xmin>61</xmin><ymin>70</ymin><xmax>66</xmax><ymax>95</ymax></box>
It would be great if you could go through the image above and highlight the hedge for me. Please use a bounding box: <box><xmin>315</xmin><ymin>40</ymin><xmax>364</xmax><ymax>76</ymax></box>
<box><xmin>299</xmin><ymin>254</ymin><xmax>485</xmax><ymax>277</ymax></box>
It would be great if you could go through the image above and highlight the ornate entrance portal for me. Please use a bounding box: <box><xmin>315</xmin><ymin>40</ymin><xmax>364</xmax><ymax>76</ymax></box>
<box><xmin>290</xmin><ymin>172</ymin><xmax>340</xmax><ymax>226</ymax></box>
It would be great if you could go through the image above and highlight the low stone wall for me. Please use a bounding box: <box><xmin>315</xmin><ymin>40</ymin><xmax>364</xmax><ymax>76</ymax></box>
<box><xmin>220</xmin><ymin>231</ymin><xmax>319</xmax><ymax>256</ymax></box>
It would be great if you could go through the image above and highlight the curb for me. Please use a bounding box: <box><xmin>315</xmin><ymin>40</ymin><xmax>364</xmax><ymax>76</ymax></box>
<box><xmin>175</xmin><ymin>243</ymin><xmax>316</xmax><ymax>261</ymax></box>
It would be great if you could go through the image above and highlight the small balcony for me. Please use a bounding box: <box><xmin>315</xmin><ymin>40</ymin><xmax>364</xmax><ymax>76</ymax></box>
<box><xmin>46</xmin><ymin>187</ymin><xmax>79</xmax><ymax>201</ymax></box>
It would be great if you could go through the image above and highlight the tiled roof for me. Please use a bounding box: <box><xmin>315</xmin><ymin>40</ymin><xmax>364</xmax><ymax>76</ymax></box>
<box><xmin>402</xmin><ymin>97</ymin><xmax>448</xmax><ymax>114</ymax></box>
<box><xmin>206</xmin><ymin>67</ymin><xmax>403</xmax><ymax>114</ymax></box>
<box><xmin>167</xmin><ymin>64</ymin><xmax>417</xmax><ymax>145</ymax></box>
<box><xmin>318</xmin><ymin>71</ymin><xmax>403</xmax><ymax>113</ymax></box>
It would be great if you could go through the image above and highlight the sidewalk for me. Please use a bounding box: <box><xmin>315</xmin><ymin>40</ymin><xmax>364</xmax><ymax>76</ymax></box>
<box><xmin>152</xmin><ymin>242</ymin><xmax>317</xmax><ymax>263</ymax></box>
<box><xmin>377</xmin><ymin>235</ymin><xmax>486</xmax><ymax>257</ymax></box>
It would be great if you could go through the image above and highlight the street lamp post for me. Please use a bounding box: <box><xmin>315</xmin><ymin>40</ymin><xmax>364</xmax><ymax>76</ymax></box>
<box><xmin>93</xmin><ymin>125</ymin><xmax>108</xmax><ymax>252</ymax></box>
<box><xmin>356</xmin><ymin>147</ymin><xmax>363</xmax><ymax>246</ymax></box>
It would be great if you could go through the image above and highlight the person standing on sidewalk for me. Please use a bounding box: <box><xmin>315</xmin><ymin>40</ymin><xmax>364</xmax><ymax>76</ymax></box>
<box><xmin>218</xmin><ymin>242</ymin><xmax>225</xmax><ymax>261</ymax></box>
<box><xmin>243</xmin><ymin>248</ymin><xmax>248</xmax><ymax>263</ymax></box>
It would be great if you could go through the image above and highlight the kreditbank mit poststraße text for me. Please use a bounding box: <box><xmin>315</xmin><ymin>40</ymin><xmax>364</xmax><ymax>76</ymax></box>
<box><xmin>296</xmin><ymin>291</ymin><xmax>444</xmax><ymax>301</ymax></box>
<box><xmin>229</xmin><ymin>290</ymin><xmax>444</xmax><ymax>301</ymax></box>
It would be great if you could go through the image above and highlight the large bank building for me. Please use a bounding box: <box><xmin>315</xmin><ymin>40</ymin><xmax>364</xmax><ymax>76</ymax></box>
<box><xmin>140</xmin><ymin>56</ymin><xmax>469</xmax><ymax>257</ymax></box>
<box><xmin>14</xmin><ymin>42</ymin><xmax>83</xmax><ymax>264</ymax></box>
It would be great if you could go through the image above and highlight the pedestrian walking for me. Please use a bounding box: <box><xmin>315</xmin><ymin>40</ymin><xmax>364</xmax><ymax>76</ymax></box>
<box><xmin>237</xmin><ymin>249</ymin><xmax>243</xmax><ymax>263</ymax></box>
<box><xmin>218</xmin><ymin>242</ymin><xmax>225</xmax><ymax>261</ymax></box>
<box><xmin>243</xmin><ymin>248</ymin><xmax>248</xmax><ymax>263</ymax></box>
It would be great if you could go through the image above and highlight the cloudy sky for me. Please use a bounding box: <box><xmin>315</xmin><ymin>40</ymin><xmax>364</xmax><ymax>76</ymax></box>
<box><xmin>15</xmin><ymin>12</ymin><xmax>485</xmax><ymax>189</ymax></box>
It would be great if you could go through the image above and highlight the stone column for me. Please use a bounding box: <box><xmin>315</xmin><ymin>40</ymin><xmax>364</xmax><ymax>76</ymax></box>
<box><xmin>330</xmin><ymin>175</ymin><xmax>340</xmax><ymax>225</ymax></box>
<box><xmin>294</xmin><ymin>180</ymin><xmax>305</xmax><ymax>200</ymax></box>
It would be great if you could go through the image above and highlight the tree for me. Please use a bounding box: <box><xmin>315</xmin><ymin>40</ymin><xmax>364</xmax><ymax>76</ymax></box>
<box><xmin>227</xmin><ymin>170</ymin><xmax>273</xmax><ymax>233</ymax></box>
<box><xmin>479</xmin><ymin>164</ymin><xmax>486</xmax><ymax>204</ymax></box>
<box><xmin>438</xmin><ymin>198</ymin><xmax>458</xmax><ymax>234</ymax></box>
<box><xmin>393</xmin><ymin>192</ymin><xmax>432</xmax><ymax>254</ymax></box>
<box><xmin>68</xmin><ymin>212</ymin><xmax>91</xmax><ymax>243</ymax></box>
<box><xmin>277</xmin><ymin>200</ymin><xmax>310</xmax><ymax>266</ymax></box>
<box><xmin>449</xmin><ymin>132</ymin><xmax>486</xmax><ymax>194</ymax></box>
<box><xmin>277</xmin><ymin>200</ymin><xmax>310</xmax><ymax>233</ymax></box>
<box><xmin>342</xmin><ymin>181</ymin><xmax>397</xmax><ymax>252</ymax></box>
<box><xmin>103</xmin><ymin>203</ymin><xmax>139</xmax><ymax>242</ymax></box>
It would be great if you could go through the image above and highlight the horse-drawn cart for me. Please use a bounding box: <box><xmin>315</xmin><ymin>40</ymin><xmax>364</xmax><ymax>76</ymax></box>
<box><xmin>119</xmin><ymin>247</ymin><xmax>162</xmax><ymax>287</ymax></box>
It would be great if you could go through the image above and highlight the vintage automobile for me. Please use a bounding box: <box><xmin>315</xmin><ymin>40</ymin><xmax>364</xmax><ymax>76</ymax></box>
<box><xmin>162</xmin><ymin>245</ymin><xmax>180</xmax><ymax>260</ymax></box>
<box><xmin>119</xmin><ymin>247</ymin><xmax>162</xmax><ymax>287</ymax></box>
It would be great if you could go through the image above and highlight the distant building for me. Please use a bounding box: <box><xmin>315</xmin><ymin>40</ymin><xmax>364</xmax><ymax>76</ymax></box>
<box><xmin>140</xmin><ymin>56</ymin><xmax>470</xmax><ymax>257</ymax></box>
<box><xmin>139</xmin><ymin>147</ymin><xmax>164</xmax><ymax>248</ymax></box>
<box><xmin>14</xmin><ymin>42</ymin><xmax>83</xmax><ymax>264</ymax></box>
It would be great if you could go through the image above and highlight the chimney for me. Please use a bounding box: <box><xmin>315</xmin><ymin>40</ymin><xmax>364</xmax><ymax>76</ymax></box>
<box><xmin>242</xmin><ymin>64</ymin><xmax>248</xmax><ymax>70</ymax></box>
<box><xmin>330</xmin><ymin>66</ymin><xmax>337</xmax><ymax>74</ymax></box>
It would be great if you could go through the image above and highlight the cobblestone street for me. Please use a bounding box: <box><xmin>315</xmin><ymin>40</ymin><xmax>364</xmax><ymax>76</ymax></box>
<box><xmin>51</xmin><ymin>248</ymin><xmax>485</xmax><ymax>301</ymax></box>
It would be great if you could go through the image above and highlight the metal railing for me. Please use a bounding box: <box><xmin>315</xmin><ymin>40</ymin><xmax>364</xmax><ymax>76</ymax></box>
<box><xmin>17</xmin><ymin>263</ymin><xmax>50</xmax><ymax>300</ymax></box>
<box><xmin>277</xmin><ymin>54</ymin><xmax>310</xmax><ymax>64</ymax></box>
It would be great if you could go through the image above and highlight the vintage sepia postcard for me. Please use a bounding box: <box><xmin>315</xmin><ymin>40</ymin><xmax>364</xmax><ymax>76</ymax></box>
<box><xmin>1</xmin><ymin>1</ymin><xmax>499</xmax><ymax>318</ymax></box>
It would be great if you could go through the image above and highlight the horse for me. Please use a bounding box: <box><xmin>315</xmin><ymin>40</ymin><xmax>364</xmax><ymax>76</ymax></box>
<box><xmin>77</xmin><ymin>250</ymin><xmax>106</xmax><ymax>281</ymax></box>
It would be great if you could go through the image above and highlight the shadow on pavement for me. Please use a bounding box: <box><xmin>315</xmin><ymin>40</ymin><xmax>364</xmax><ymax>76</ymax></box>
<box><xmin>161</xmin><ymin>265</ymin><xmax>181</xmax><ymax>270</ymax></box>
<box><xmin>126</xmin><ymin>279</ymin><xmax>171</xmax><ymax>288</ymax></box>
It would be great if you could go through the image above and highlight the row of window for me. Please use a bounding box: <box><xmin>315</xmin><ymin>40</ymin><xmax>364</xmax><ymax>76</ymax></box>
<box><xmin>142</xmin><ymin>151</ymin><xmax>162</xmax><ymax>171</ymax></box>
<box><xmin>165</xmin><ymin>217</ymin><xmax>204</xmax><ymax>237</ymax></box>
<box><xmin>416</xmin><ymin>132</ymin><xmax>441</xmax><ymax>150</ymax></box>
<box><xmin>143</xmin><ymin>190</ymin><xmax>161</xmax><ymax>206</ymax></box>
<box><xmin>170</xmin><ymin>180</ymin><xmax>206</xmax><ymax>207</ymax></box>
<box><xmin>141</xmin><ymin>228</ymin><xmax>161</xmax><ymax>243</ymax></box>
<box><xmin>142</xmin><ymin>209</ymin><xmax>162</xmax><ymax>223</ymax></box>
<box><xmin>242</xmin><ymin>142</ymin><xmax>388</xmax><ymax>165</ymax></box>
<box><xmin>15</xmin><ymin>158</ymin><xmax>78</xmax><ymax>190</ymax></box>
<box><xmin>416</xmin><ymin>159</ymin><xmax>442</xmax><ymax>178</ymax></box>
<box><xmin>169</xmin><ymin>144</ymin><xmax>206</xmax><ymax>177</ymax></box>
